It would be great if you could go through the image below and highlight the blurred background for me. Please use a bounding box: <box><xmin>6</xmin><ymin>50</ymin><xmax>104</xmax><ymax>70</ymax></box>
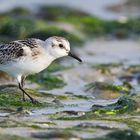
<box><xmin>0</xmin><ymin>0</ymin><xmax>140</xmax><ymax>140</ymax></box>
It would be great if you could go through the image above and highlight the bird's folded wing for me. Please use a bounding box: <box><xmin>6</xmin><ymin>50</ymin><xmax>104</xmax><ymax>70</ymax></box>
<box><xmin>0</xmin><ymin>39</ymin><xmax>39</xmax><ymax>64</ymax></box>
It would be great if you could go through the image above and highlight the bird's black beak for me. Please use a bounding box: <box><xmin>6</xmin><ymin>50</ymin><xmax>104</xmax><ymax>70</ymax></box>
<box><xmin>68</xmin><ymin>52</ymin><xmax>82</xmax><ymax>62</ymax></box>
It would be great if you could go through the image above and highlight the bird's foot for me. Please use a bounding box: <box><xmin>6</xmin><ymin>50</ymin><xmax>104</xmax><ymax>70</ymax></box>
<box><xmin>31</xmin><ymin>98</ymin><xmax>40</xmax><ymax>104</ymax></box>
<box><xmin>22</xmin><ymin>98</ymin><xmax>26</xmax><ymax>102</ymax></box>
<box><xmin>21</xmin><ymin>97</ymin><xmax>40</xmax><ymax>104</ymax></box>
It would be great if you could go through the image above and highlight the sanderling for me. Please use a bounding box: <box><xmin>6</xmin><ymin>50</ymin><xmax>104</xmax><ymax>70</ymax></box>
<box><xmin>0</xmin><ymin>36</ymin><xmax>82</xmax><ymax>103</ymax></box>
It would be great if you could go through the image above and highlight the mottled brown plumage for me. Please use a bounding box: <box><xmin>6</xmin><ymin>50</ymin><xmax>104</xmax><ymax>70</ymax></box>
<box><xmin>0</xmin><ymin>38</ymin><xmax>41</xmax><ymax>64</ymax></box>
<box><xmin>53</xmin><ymin>36</ymin><xmax>67</xmax><ymax>42</ymax></box>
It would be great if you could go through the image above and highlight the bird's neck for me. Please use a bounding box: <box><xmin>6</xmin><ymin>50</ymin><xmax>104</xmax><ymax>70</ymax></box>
<box><xmin>45</xmin><ymin>52</ymin><xmax>56</xmax><ymax>62</ymax></box>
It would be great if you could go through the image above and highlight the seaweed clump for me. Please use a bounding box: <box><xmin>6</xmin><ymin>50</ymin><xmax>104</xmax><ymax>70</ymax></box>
<box><xmin>27</xmin><ymin>26</ymin><xmax>83</xmax><ymax>46</ymax></box>
<box><xmin>28</xmin><ymin>72</ymin><xmax>66</xmax><ymax>90</ymax></box>
<box><xmin>31</xmin><ymin>130</ymin><xmax>79</xmax><ymax>139</ymax></box>
<box><xmin>37</xmin><ymin>5</ymin><xmax>89</xmax><ymax>21</ymax></box>
<box><xmin>91</xmin><ymin>96</ymin><xmax>137</xmax><ymax>115</ymax></box>
<box><xmin>94</xmin><ymin>130</ymin><xmax>140</xmax><ymax>140</ymax></box>
<box><xmin>0</xmin><ymin>85</ymin><xmax>46</xmax><ymax>108</ymax></box>
<box><xmin>85</xmin><ymin>81</ymin><xmax>133</xmax><ymax>94</ymax></box>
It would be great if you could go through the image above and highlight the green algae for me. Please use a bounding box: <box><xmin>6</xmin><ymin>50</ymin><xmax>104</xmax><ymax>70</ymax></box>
<box><xmin>23</xmin><ymin>121</ymin><xmax>56</xmax><ymax>129</ymax></box>
<box><xmin>126</xmin><ymin>0</ymin><xmax>140</xmax><ymax>5</ymax></box>
<box><xmin>27</xmin><ymin>26</ymin><xmax>84</xmax><ymax>46</ymax></box>
<box><xmin>31</xmin><ymin>130</ymin><xmax>79</xmax><ymax>139</ymax></box>
<box><xmin>38</xmin><ymin>92</ymin><xmax>69</xmax><ymax>101</ymax></box>
<box><xmin>0</xmin><ymin>93</ymin><xmax>46</xmax><ymax>108</ymax></box>
<box><xmin>1</xmin><ymin>7</ymin><xmax>31</xmax><ymax>17</ymax></box>
<box><xmin>28</xmin><ymin>72</ymin><xmax>66</xmax><ymax>90</ymax></box>
<box><xmin>48</xmin><ymin>110</ymin><xmax>84</xmax><ymax>120</ymax></box>
<box><xmin>0</xmin><ymin>17</ymin><xmax>35</xmax><ymax>40</ymax></box>
<box><xmin>57</xmin><ymin>12</ymin><xmax>140</xmax><ymax>38</ymax></box>
<box><xmin>106</xmin><ymin>130</ymin><xmax>140</xmax><ymax>140</ymax></box>
<box><xmin>56</xmin><ymin>95</ymin><xmax>69</xmax><ymax>100</ymax></box>
<box><xmin>0</xmin><ymin>14</ymin><xmax>84</xmax><ymax>46</ymax></box>
<box><xmin>0</xmin><ymin>120</ymin><xmax>25</xmax><ymax>128</ymax></box>
<box><xmin>37</xmin><ymin>5</ymin><xmax>89</xmax><ymax>21</ymax></box>
<box><xmin>123</xmin><ymin>120</ymin><xmax>140</xmax><ymax>131</ymax></box>
<box><xmin>0</xmin><ymin>117</ymin><xmax>57</xmax><ymax>129</ymax></box>
<box><xmin>0</xmin><ymin>134</ymin><xmax>32</xmax><ymax>140</ymax></box>
<box><xmin>85</xmin><ymin>82</ymin><xmax>132</xmax><ymax>94</ymax></box>
<box><xmin>47</xmin><ymin>63</ymin><xmax>72</xmax><ymax>73</ymax></box>
<box><xmin>74</xmin><ymin>95</ymin><xmax>94</xmax><ymax>100</ymax></box>
<box><xmin>92</xmin><ymin>130</ymin><xmax>140</xmax><ymax>140</ymax></box>
<box><xmin>28</xmin><ymin>63</ymin><xmax>69</xmax><ymax>90</ymax></box>
<box><xmin>0</xmin><ymin>85</ymin><xmax>48</xmax><ymax>108</ymax></box>
<box><xmin>0</xmin><ymin>6</ymin><xmax>139</xmax><ymax>45</ymax></box>
<box><xmin>55</xmin><ymin>95</ymin><xmax>138</xmax><ymax>120</ymax></box>
<box><xmin>91</xmin><ymin>96</ymin><xmax>137</xmax><ymax>115</ymax></box>
<box><xmin>125</xmin><ymin>64</ymin><xmax>140</xmax><ymax>73</ymax></box>
<box><xmin>91</xmin><ymin>63</ymin><xmax>123</xmax><ymax>74</ymax></box>
<box><xmin>55</xmin><ymin>93</ymin><xmax>93</xmax><ymax>100</ymax></box>
<box><xmin>74</xmin><ymin>122</ymin><xmax>114</xmax><ymax>131</ymax></box>
<box><xmin>87</xmin><ymin>17</ymin><xmax>140</xmax><ymax>38</ymax></box>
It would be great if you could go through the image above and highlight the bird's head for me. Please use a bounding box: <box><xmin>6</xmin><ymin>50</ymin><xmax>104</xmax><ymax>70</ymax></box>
<box><xmin>45</xmin><ymin>36</ymin><xmax>82</xmax><ymax>62</ymax></box>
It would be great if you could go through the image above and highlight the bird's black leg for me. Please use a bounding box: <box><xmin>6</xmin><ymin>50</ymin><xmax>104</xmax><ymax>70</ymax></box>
<box><xmin>18</xmin><ymin>83</ymin><xmax>37</xmax><ymax>104</ymax></box>
<box><xmin>21</xmin><ymin>76</ymin><xmax>26</xmax><ymax>101</ymax></box>
<box><xmin>17</xmin><ymin>75</ymin><xmax>39</xmax><ymax>104</ymax></box>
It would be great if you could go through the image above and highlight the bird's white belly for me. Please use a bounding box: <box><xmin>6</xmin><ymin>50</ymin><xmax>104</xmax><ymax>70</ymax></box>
<box><xmin>0</xmin><ymin>55</ymin><xmax>54</xmax><ymax>77</ymax></box>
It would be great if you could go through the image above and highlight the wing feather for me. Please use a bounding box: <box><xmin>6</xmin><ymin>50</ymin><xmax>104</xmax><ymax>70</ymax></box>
<box><xmin>0</xmin><ymin>38</ymin><xmax>40</xmax><ymax>64</ymax></box>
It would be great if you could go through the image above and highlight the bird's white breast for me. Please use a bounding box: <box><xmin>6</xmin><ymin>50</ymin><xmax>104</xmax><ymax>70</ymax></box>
<box><xmin>0</xmin><ymin>48</ymin><xmax>54</xmax><ymax>77</ymax></box>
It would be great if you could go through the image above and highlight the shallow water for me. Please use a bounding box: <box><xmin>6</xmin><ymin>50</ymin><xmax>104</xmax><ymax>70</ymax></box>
<box><xmin>77</xmin><ymin>39</ymin><xmax>140</xmax><ymax>65</ymax></box>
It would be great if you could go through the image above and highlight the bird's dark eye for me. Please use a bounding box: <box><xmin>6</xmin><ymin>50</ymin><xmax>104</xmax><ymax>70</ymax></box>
<box><xmin>59</xmin><ymin>44</ymin><xmax>64</xmax><ymax>48</ymax></box>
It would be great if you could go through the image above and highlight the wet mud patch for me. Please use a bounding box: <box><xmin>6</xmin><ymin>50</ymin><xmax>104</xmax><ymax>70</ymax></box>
<box><xmin>118</xmin><ymin>65</ymin><xmax>140</xmax><ymax>86</ymax></box>
<box><xmin>31</xmin><ymin>130</ymin><xmax>80</xmax><ymax>139</ymax></box>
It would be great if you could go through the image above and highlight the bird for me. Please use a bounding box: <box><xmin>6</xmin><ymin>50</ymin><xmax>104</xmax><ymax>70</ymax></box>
<box><xmin>0</xmin><ymin>36</ymin><xmax>82</xmax><ymax>104</ymax></box>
